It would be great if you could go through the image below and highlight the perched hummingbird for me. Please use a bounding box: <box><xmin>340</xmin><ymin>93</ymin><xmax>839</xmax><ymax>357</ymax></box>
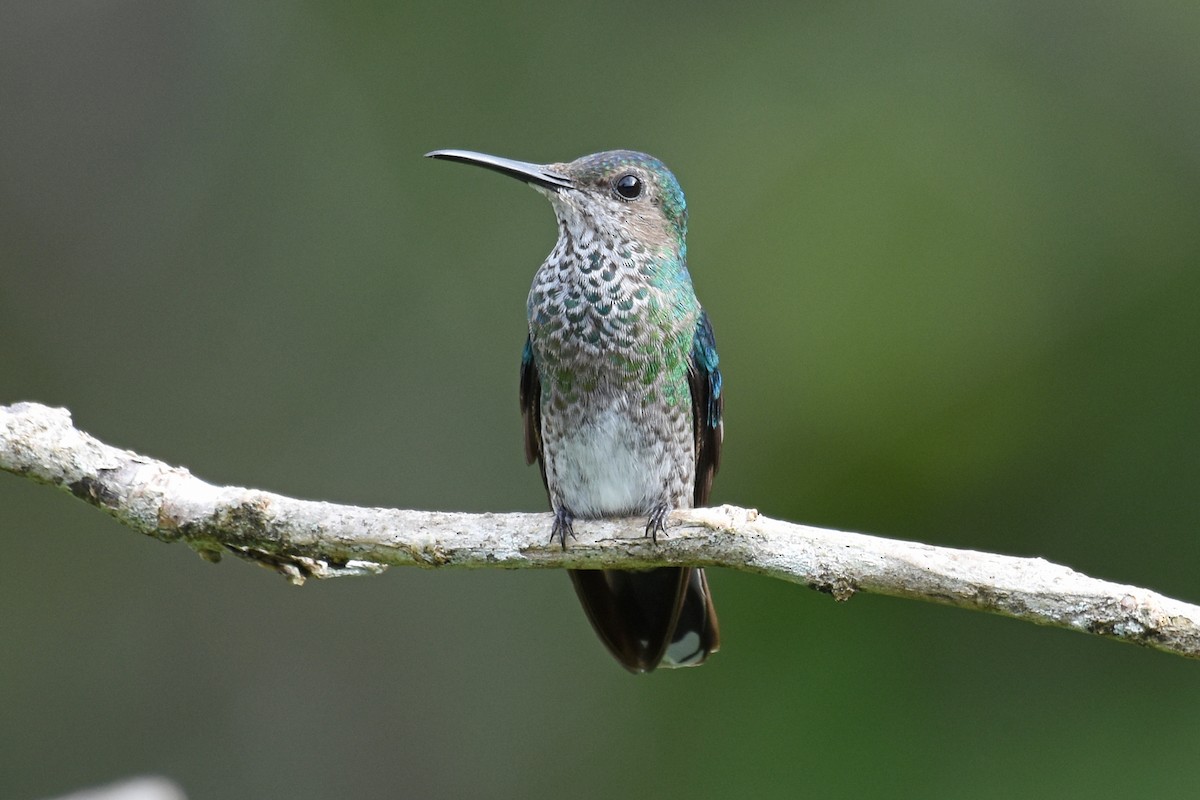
<box><xmin>427</xmin><ymin>148</ymin><xmax>724</xmax><ymax>673</ymax></box>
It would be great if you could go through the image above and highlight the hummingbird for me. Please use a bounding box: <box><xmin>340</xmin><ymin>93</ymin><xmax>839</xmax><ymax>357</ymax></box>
<box><xmin>427</xmin><ymin>148</ymin><xmax>723</xmax><ymax>673</ymax></box>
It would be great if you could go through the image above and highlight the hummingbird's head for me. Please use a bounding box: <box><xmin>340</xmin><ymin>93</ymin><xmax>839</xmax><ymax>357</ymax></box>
<box><xmin>426</xmin><ymin>148</ymin><xmax>688</xmax><ymax>256</ymax></box>
<box><xmin>544</xmin><ymin>150</ymin><xmax>687</xmax><ymax>253</ymax></box>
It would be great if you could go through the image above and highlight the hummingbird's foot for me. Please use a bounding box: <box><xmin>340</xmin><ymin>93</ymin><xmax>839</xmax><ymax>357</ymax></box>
<box><xmin>550</xmin><ymin>507</ymin><xmax>576</xmax><ymax>550</ymax></box>
<box><xmin>645</xmin><ymin>503</ymin><xmax>671</xmax><ymax>544</ymax></box>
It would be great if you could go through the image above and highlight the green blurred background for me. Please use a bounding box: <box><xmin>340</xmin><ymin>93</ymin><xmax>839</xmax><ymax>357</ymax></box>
<box><xmin>3</xmin><ymin>2</ymin><xmax>1199</xmax><ymax>798</ymax></box>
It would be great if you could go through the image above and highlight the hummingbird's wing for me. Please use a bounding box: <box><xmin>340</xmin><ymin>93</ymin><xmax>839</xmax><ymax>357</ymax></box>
<box><xmin>687</xmin><ymin>309</ymin><xmax>724</xmax><ymax>506</ymax></box>
<box><xmin>519</xmin><ymin>336</ymin><xmax>548</xmax><ymax>491</ymax></box>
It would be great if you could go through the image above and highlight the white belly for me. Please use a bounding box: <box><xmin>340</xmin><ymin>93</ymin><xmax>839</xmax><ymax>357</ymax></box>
<box><xmin>545</xmin><ymin>405</ymin><xmax>684</xmax><ymax>519</ymax></box>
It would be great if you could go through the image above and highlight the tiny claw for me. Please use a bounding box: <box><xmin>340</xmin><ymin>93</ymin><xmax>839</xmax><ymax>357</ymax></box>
<box><xmin>645</xmin><ymin>504</ymin><xmax>670</xmax><ymax>544</ymax></box>
<box><xmin>551</xmin><ymin>507</ymin><xmax>576</xmax><ymax>550</ymax></box>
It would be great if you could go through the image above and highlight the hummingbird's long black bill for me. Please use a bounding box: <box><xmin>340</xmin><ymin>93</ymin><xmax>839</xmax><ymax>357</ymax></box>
<box><xmin>425</xmin><ymin>149</ymin><xmax>574</xmax><ymax>191</ymax></box>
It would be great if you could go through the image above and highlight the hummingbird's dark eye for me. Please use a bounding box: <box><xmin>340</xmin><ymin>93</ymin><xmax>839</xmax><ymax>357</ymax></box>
<box><xmin>613</xmin><ymin>173</ymin><xmax>643</xmax><ymax>200</ymax></box>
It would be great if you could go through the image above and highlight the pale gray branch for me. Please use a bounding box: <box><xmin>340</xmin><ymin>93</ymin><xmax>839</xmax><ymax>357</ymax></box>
<box><xmin>3</xmin><ymin>401</ymin><xmax>1199</xmax><ymax>660</ymax></box>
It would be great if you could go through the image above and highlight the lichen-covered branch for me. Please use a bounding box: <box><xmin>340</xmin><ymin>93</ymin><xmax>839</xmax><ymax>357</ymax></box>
<box><xmin>3</xmin><ymin>401</ymin><xmax>1199</xmax><ymax>659</ymax></box>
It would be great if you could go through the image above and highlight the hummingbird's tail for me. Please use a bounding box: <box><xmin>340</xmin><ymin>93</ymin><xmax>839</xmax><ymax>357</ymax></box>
<box><xmin>568</xmin><ymin>567</ymin><xmax>720</xmax><ymax>673</ymax></box>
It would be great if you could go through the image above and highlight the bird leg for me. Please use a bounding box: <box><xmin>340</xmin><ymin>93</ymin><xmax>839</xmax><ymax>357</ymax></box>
<box><xmin>645</xmin><ymin>502</ymin><xmax>671</xmax><ymax>543</ymax></box>
<box><xmin>551</xmin><ymin>506</ymin><xmax>576</xmax><ymax>550</ymax></box>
